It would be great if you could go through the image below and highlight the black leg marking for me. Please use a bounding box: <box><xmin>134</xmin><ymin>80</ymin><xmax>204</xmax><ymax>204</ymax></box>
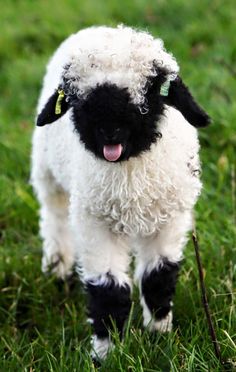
<box><xmin>86</xmin><ymin>276</ymin><xmax>131</xmax><ymax>339</ymax></box>
<box><xmin>141</xmin><ymin>260</ymin><xmax>180</xmax><ymax>320</ymax></box>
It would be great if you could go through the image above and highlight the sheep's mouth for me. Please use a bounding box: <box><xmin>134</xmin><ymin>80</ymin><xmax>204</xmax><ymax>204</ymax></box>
<box><xmin>103</xmin><ymin>144</ymin><xmax>123</xmax><ymax>162</ymax></box>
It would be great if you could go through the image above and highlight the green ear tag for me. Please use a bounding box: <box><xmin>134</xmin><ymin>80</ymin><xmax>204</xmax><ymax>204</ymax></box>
<box><xmin>55</xmin><ymin>89</ymin><xmax>65</xmax><ymax>115</ymax></box>
<box><xmin>160</xmin><ymin>79</ymin><xmax>171</xmax><ymax>97</ymax></box>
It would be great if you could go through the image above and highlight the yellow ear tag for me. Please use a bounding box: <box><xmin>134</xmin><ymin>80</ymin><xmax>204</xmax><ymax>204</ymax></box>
<box><xmin>55</xmin><ymin>89</ymin><xmax>65</xmax><ymax>115</ymax></box>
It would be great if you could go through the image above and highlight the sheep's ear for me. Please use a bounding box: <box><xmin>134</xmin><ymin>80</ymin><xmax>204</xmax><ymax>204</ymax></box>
<box><xmin>36</xmin><ymin>89</ymin><xmax>69</xmax><ymax>126</ymax></box>
<box><xmin>163</xmin><ymin>76</ymin><xmax>211</xmax><ymax>127</ymax></box>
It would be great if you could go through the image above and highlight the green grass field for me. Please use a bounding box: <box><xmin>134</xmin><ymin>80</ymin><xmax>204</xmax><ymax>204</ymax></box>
<box><xmin>0</xmin><ymin>1</ymin><xmax>236</xmax><ymax>370</ymax></box>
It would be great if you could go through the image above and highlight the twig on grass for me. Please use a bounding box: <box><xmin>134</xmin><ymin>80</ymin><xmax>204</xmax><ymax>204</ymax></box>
<box><xmin>192</xmin><ymin>231</ymin><xmax>222</xmax><ymax>363</ymax></box>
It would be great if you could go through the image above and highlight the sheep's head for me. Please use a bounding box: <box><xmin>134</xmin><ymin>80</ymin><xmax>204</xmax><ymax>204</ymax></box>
<box><xmin>36</xmin><ymin>65</ymin><xmax>210</xmax><ymax>162</ymax></box>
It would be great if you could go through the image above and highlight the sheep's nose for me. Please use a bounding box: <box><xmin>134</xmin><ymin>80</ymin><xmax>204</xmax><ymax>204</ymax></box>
<box><xmin>100</xmin><ymin>128</ymin><xmax>121</xmax><ymax>142</ymax></box>
<box><xmin>105</xmin><ymin>133</ymin><xmax>118</xmax><ymax>141</ymax></box>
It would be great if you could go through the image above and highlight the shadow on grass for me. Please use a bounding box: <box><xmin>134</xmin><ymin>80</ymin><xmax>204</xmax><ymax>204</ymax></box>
<box><xmin>0</xmin><ymin>269</ymin><xmax>87</xmax><ymax>339</ymax></box>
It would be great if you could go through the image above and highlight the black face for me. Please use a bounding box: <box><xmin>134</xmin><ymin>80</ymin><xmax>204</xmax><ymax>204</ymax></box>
<box><xmin>71</xmin><ymin>83</ymin><xmax>164</xmax><ymax>162</ymax></box>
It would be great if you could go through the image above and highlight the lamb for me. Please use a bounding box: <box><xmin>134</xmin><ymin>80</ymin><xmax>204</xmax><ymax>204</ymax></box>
<box><xmin>31</xmin><ymin>25</ymin><xmax>210</xmax><ymax>360</ymax></box>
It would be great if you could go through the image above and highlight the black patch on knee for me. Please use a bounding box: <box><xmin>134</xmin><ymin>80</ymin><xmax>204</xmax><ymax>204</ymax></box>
<box><xmin>86</xmin><ymin>277</ymin><xmax>131</xmax><ymax>338</ymax></box>
<box><xmin>142</xmin><ymin>260</ymin><xmax>180</xmax><ymax>320</ymax></box>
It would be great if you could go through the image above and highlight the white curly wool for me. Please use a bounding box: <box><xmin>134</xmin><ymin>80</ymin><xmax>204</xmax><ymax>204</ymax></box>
<box><xmin>31</xmin><ymin>25</ymin><xmax>203</xmax><ymax>359</ymax></box>
<box><xmin>37</xmin><ymin>25</ymin><xmax>179</xmax><ymax>113</ymax></box>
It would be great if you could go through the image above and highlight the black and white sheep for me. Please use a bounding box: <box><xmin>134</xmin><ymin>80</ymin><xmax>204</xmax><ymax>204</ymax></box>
<box><xmin>31</xmin><ymin>25</ymin><xmax>210</xmax><ymax>359</ymax></box>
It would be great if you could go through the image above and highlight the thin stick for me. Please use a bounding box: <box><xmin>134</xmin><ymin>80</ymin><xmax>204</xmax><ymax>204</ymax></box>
<box><xmin>192</xmin><ymin>231</ymin><xmax>222</xmax><ymax>363</ymax></box>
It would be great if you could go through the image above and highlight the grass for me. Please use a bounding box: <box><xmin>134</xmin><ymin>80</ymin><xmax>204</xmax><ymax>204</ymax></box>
<box><xmin>0</xmin><ymin>0</ymin><xmax>235</xmax><ymax>370</ymax></box>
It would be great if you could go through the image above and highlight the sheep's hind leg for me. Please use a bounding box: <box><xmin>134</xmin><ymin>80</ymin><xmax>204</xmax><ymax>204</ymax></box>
<box><xmin>35</xmin><ymin>173</ymin><xmax>76</xmax><ymax>279</ymax></box>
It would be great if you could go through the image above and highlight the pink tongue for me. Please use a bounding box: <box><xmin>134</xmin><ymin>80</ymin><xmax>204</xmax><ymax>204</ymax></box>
<box><xmin>103</xmin><ymin>144</ymin><xmax>123</xmax><ymax>162</ymax></box>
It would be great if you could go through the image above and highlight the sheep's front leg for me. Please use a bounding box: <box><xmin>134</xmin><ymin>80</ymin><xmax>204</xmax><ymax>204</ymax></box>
<box><xmin>140</xmin><ymin>260</ymin><xmax>179</xmax><ymax>332</ymax></box>
<box><xmin>71</xmin><ymin>214</ymin><xmax>131</xmax><ymax>360</ymax></box>
<box><xmin>87</xmin><ymin>276</ymin><xmax>131</xmax><ymax>360</ymax></box>
<box><xmin>135</xmin><ymin>211</ymin><xmax>193</xmax><ymax>332</ymax></box>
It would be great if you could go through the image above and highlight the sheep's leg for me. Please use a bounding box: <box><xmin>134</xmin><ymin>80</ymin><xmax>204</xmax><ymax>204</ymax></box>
<box><xmin>86</xmin><ymin>276</ymin><xmax>131</xmax><ymax>361</ymax></box>
<box><xmin>70</xmin><ymin>214</ymin><xmax>131</xmax><ymax>360</ymax></box>
<box><xmin>33</xmin><ymin>172</ymin><xmax>76</xmax><ymax>279</ymax></box>
<box><xmin>135</xmin><ymin>211</ymin><xmax>193</xmax><ymax>332</ymax></box>
<box><xmin>139</xmin><ymin>260</ymin><xmax>179</xmax><ymax>332</ymax></box>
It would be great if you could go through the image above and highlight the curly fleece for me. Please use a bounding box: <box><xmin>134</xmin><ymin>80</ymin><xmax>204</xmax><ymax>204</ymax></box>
<box><xmin>31</xmin><ymin>25</ymin><xmax>208</xmax><ymax>360</ymax></box>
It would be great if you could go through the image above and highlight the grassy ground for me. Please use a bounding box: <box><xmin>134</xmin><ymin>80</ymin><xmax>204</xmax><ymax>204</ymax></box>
<box><xmin>0</xmin><ymin>0</ymin><xmax>236</xmax><ymax>370</ymax></box>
